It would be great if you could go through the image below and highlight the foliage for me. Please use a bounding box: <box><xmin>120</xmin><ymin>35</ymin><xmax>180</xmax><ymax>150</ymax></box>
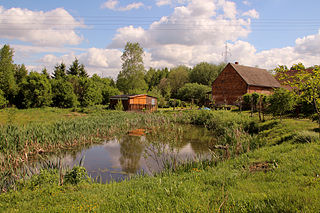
<box><xmin>168</xmin><ymin>65</ymin><xmax>190</xmax><ymax>97</ymax></box>
<box><xmin>0</xmin><ymin>44</ymin><xmax>18</xmax><ymax>104</ymax></box>
<box><xmin>0</xmin><ymin>89</ymin><xmax>8</xmax><ymax>108</ymax></box>
<box><xmin>102</xmin><ymin>86</ymin><xmax>120</xmax><ymax>105</ymax></box>
<box><xmin>14</xmin><ymin>64</ymin><xmax>28</xmax><ymax>84</ymax></box>
<box><xmin>145</xmin><ymin>67</ymin><xmax>169</xmax><ymax>91</ymax></box>
<box><xmin>80</xmin><ymin>78</ymin><xmax>103</xmax><ymax>107</ymax></box>
<box><xmin>268</xmin><ymin>88</ymin><xmax>296</xmax><ymax>119</ymax></box>
<box><xmin>275</xmin><ymin>63</ymin><xmax>320</xmax><ymax>125</ymax></box>
<box><xmin>52</xmin><ymin>62</ymin><xmax>67</xmax><ymax>80</ymax></box>
<box><xmin>27</xmin><ymin>169</ymin><xmax>60</xmax><ymax>189</ymax></box>
<box><xmin>64</xmin><ymin>166</ymin><xmax>89</xmax><ymax>185</ymax></box>
<box><xmin>189</xmin><ymin>62</ymin><xmax>225</xmax><ymax>86</ymax></box>
<box><xmin>41</xmin><ymin>68</ymin><xmax>50</xmax><ymax>79</ymax></box>
<box><xmin>294</xmin><ymin>130</ymin><xmax>319</xmax><ymax>143</ymax></box>
<box><xmin>17</xmin><ymin>72</ymin><xmax>52</xmax><ymax>108</ymax></box>
<box><xmin>67</xmin><ymin>58</ymin><xmax>80</xmax><ymax>76</ymax></box>
<box><xmin>168</xmin><ymin>99</ymin><xmax>181</xmax><ymax>108</ymax></box>
<box><xmin>90</xmin><ymin>74</ymin><xmax>120</xmax><ymax>105</ymax></box>
<box><xmin>51</xmin><ymin>79</ymin><xmax>79</xmax><ymax>108</ymax></box>
<box><xmin>158</xmin><ymin>78</ymin><xmax>171</xmax><ymax>99</ymax></box>
<box><xmin>177</xmin><ymin>83</ymin><xmax>211</xmax><ymax>105</ymax></box>
<box><xmin>114</xmin><ymin>100</ymin><xmax>124</xmax><ymax>111</ymax></box>
<box><xmin>117</xmin><ymin>42</ymin><xmax>147</xmax><ymax>94</ymax></box>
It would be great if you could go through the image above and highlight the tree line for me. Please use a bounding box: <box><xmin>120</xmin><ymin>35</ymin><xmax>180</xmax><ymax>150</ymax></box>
<box><xmin>0</xmin><ymin>43</ymin><xmax>226</xmax><ymax>109</ymax></box>
<box><xmin>0</xmin><ymin>44</ymin><xmax>120</xmax><ymax>109</ymax></box>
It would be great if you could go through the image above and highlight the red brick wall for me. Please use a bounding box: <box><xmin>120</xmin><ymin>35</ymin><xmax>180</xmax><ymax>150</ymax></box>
<box><xmin>212</xmin><ymin>64</ymin><xmax>248</xmax><ymax>105</ymax></box>
<box><xmin>247</xmin><ymin>86</ymin><xmax>275</xmax><ymax>95</ymax></box>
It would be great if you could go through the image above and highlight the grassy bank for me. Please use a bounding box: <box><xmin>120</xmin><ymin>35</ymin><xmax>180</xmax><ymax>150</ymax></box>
<box><xmin>0</xmin><ymin>109</ymin><xmax>319</xmax><ymax>212</ymax></box>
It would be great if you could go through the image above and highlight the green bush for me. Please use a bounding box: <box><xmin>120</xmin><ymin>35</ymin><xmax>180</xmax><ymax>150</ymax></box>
<box><xmin>115</xmin><ymin>100</ymin><xmax>124</xmax><ymax>111</ymax></box>
<box><xmin>51</xmin><ymin>79</ymin><xmax>79</xmax><ymax>108</ymax></box>
<box><xmin>64</xmin><ymin>166</ymin><xmax>89</xmax><ymax>185</ymax></box>
<box><xmin>294</xmin><ymin>131</ymin><xmax>319</xmax><ymax>143</ymax></box>
<box><xmin>27</xmin><ymin>169</ymin><xmax>60</xmax><ymax>190</ymax></box>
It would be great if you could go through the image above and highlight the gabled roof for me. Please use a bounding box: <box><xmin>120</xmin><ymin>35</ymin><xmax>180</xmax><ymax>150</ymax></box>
<box><xmin>230</xmin><ymin>63</ymin><xmax>281</xmax><ymax>88</ymax></box>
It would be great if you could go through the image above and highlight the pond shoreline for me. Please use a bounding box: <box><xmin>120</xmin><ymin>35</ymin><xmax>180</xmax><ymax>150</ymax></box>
<box><xmin>1</xmin><ymin>109</ymin><xmax>319</xmax><ymax>212</ymax></box>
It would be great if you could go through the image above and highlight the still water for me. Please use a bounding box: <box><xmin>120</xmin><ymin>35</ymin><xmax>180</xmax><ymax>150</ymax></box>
<box><xmin>39</xmin><ymin>124</ymin><xmax>213</xmax><ymax>183</ymax></box>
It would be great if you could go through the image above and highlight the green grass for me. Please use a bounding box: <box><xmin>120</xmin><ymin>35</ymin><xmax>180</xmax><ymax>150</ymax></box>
<box><xmin>0</xmin><ymin>108</ymin><xmax>319</xmax><ymax>212</ymax></box>
<box><xmin>0</xmin><ymin>107</ymin><xmax>83</xmax><ymax>126</ymax></box>
<box><xmin>0</xmin><ymin>142</ymin><xmax>319</xmax><ymax>212</ymax></box>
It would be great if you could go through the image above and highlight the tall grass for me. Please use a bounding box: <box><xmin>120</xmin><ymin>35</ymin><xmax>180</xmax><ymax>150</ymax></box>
<box><xmin>1</xmin><ymin>109</ymin><xmax>319</xmax><ymax>211</ymax></box>
<box><xmin>0</xmin><ymin>111</ymin><xmax>167</xmax><ymax>190</ymax></box>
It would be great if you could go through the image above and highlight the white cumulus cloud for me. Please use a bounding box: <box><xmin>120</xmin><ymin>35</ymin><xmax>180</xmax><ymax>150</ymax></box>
<box><xmin>295</xmin><ymin>30</ymin><xmax>320</xmax><ymax>56</ymax></box>
<box><xmin>101</xmin><ymin>0</ymin><xmax>144</xmax><ymax>11</ymax></box>
<box><xmin>0</xmin><ymin>6</ymin><xmax>85</xmax><ymax>46</ymax></box>
<box><xmin>242</xmin><ymin>9</ymin><xmax>259</xmax><ymax>19</ymax></box>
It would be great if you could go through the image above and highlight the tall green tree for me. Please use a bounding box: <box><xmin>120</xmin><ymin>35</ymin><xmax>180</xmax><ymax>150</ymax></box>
<box><xmin>0</xmin><ymin>45</ymin><xmax>18</xmax><ymax>104</ymax></box>
<box><xmin>80</xmin><ymin>77</ymin><xmax>103</xmax><ymax>107</ymax></box>
<box><xmin>145</xmin><ymin>67</ymin><xmax>169</xmax><ymax>91</ymax></box>
<box><xmin>51</xmin><ymin>79</ymin><xmax>78</xmax><ymax>108</ymax></box>
<box><xmin>17</xmin><ymin>72</ymin><xmax>52</xmax><ymax>108</ymax></box>
<box><xmin>168</xmin><ymin>65</ymin><xmax>190</xmax><ymax>97</ymax></box>
<box><xmin>14</xmin><ymin>64</ymin><xmax>28</xmax><ymax>84</ymax></box>
<box><xmin>52</xmin><ymin>62</ymin><xmax>67</xmax><ymax>80</ymax></box>
<box><xmin>41</xmin><ymin>68</ymin><xmax>50</xmax><ymax>79</ymax></box>
<box><xmin>116</xmin><ymin>42</ymin><xmax>147</xmax><ymax>94</ymax></box>
<box><xmin>67</xmin><ymin>58</ymin><xmax>81</xmax><ymax>76</ymax></box>
<box><xmin>79</xmin><ymin>64</ymin><xmax>89</xmax><ymax>78</ymax></box>
<box><xmin>90</xmin><ymin>74</ymin><xmax>120</xmax><ymax>105</ymax></box>
<box><xmin>189</xmin><ymin>62</ymin><xmax>225</xmax><ymax>86</ymax></box>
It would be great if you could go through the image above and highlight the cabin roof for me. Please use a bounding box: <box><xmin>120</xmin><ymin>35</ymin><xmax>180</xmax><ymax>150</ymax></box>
<box><xmin>110</xmin><ymin>94</ymin><xmax>157</xmax><ymax>100</ymax></box>
<box><xmin>230</xmin><ymin>63</ymin><xmax>281</xmax><ymax>88</ymax></box>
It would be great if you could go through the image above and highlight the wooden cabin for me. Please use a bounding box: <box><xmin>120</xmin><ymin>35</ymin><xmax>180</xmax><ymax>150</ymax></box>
<box><xmin>212</xmin><ymin>62</ymin><xmax>281</xmax><ymax>105</ymax></box>
<box><xmin>109</xmin><ymin>94</ymin><xmax>158</xmax><ymax>112</ymax></box>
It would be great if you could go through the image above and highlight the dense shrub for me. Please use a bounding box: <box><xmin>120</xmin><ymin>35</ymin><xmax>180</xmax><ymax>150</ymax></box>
<box><xmin>268</xmin><ymin>88</ymin><xmax>296</xmax><ymax>119</ymax></box>
<box><xmin>51</xmin><ymin>79</ymin><xmax>79</xmax><ymax>108</ymax></box>
<box><xmin>17</xmin><ymin>72</ymin><xmax>52</xmax><ymax>108</ymax></box>
<box><xmin>294</xmin><ymin>131</ymin><xmax>319</xmax><ymax>143</ymax></box>
<box><xmin>64</xmin><ymin>166</ymin><xmax>89</xmax><ymax>185</ymax></box>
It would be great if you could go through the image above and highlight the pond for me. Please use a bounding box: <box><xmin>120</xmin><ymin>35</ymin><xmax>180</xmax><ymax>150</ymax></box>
<box><xmin>32</xmin><ymin>124</ymin><xmax>214</xmax><ymax>183</ymax></box>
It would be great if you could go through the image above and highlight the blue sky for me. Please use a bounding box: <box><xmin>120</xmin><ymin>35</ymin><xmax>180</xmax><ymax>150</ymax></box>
<box><xmin>0</xmin><ymin>0</ymin><xmax>319</xmax><ymax>78</ymax></box>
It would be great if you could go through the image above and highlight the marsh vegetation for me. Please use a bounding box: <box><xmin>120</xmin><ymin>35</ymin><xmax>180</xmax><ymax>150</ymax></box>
<box><xmin>0</xmin><ymin>108</ymin><xmax>319</xmax><ymax>212</ymax></box>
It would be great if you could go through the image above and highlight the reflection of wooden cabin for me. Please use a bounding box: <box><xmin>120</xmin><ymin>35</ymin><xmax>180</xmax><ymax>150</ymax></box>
<box><xmin>109</xmin><ymin>94</ymin><xmax>158</xmax><ymax>112</ymax></box>
<box><xmin>212</xmin><ymin>62</ymin><xmax>281</xmax><ymax>105</ymax></box>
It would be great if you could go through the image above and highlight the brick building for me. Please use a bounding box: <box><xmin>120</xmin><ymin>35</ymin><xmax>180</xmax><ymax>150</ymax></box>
<box><xmin>212</xmin><ymin>62</ymin><xmax>281</xmax><ymax>105</ymax></box>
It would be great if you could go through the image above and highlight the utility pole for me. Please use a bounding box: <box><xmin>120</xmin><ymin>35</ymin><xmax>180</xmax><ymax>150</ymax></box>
<box><xmin>222</xmin><ymin>42</ymin><xmax>231</xmax><ymax>63</ymax></box>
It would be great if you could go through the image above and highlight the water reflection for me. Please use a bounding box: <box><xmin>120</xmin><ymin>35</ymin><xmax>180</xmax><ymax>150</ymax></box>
<box><xmin>119</xmin><ymin>135</ymin><xmax>145</xmax><ymax>174</ymax></box>
<box><xmin>32</xmin><ymin>124</ymin><xmax>213</xmax><ymax>183</ymax></box>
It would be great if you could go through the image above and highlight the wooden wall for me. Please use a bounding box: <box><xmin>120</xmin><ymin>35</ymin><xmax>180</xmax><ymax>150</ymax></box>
<box><xmin>110</xmin><ymin>95</ymin><xmax>157</xmax><ymax>112</ymax></box>
<box><xmin>247</xmin><ymin>86</ymin><xmax>274</xmax><ymax>95</ymax></box>
<box><xmin>212</xmin><ymin>64</ymin><xmax>247</xmax><ymax>105</ymax></box>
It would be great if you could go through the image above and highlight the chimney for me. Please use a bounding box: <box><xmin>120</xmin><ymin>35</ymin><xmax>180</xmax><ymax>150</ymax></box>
<box><xmin>235</xmin><ymin>62</ymin><xmax>239</xmax><ymax>65</ymax></box>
